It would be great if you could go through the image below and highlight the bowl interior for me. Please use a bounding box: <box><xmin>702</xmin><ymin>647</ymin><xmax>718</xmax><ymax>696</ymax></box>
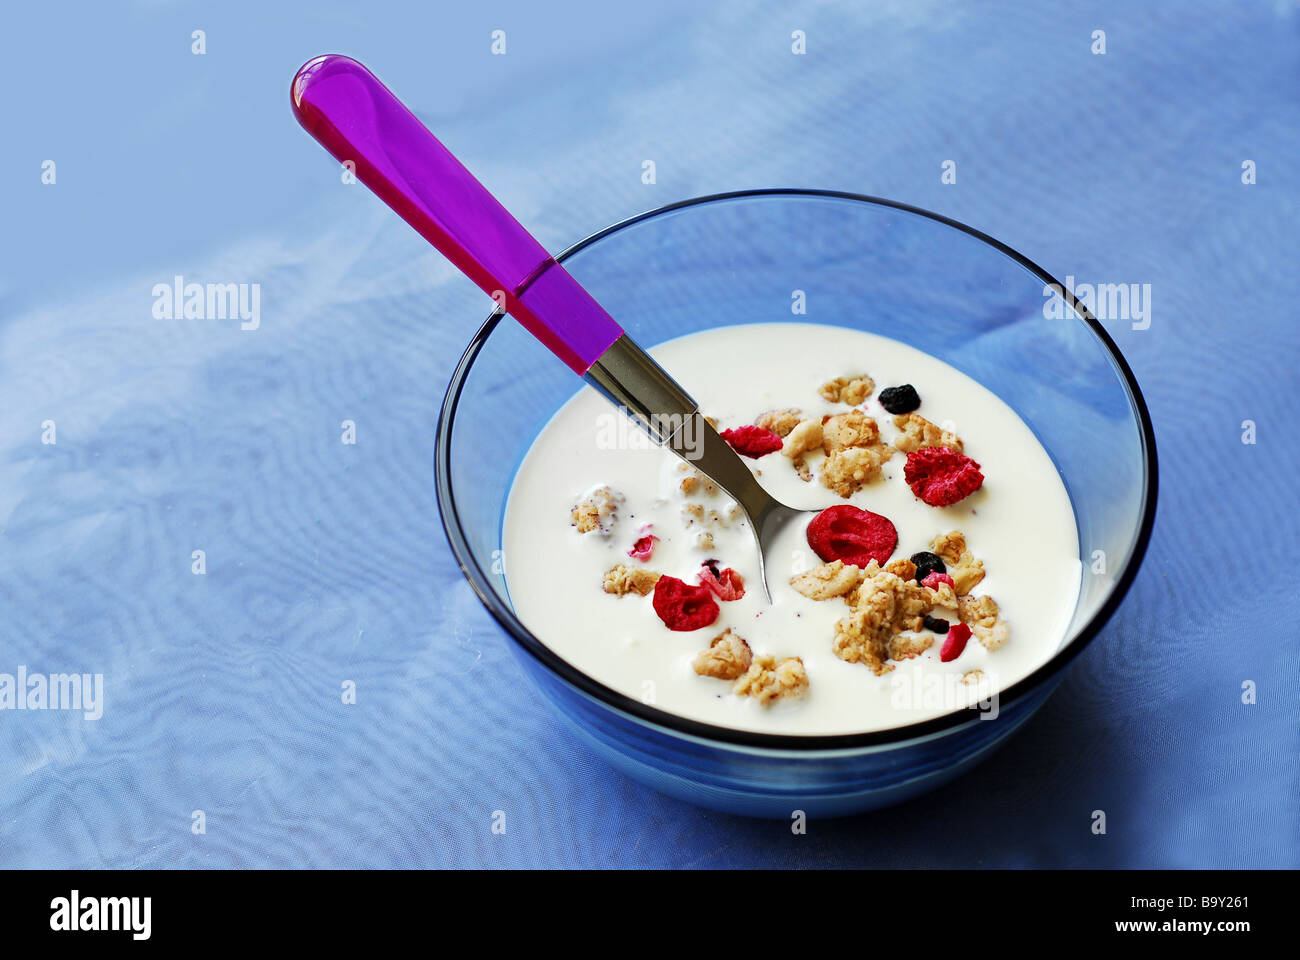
<box><xmin>438</xmin><ymin>191</ymin><xmax>1155</xmax><ymax>743</ymax></box>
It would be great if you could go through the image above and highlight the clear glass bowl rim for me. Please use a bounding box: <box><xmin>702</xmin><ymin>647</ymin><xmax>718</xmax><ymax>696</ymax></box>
<box><xmin>434</xmin><ymin>188</ymin><xmax>1160</xmax><ymax>751</ymax></box>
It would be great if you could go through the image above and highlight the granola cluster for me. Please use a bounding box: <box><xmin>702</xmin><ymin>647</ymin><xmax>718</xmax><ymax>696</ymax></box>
<box><xmin>820</xmin><ymin>409</ymin><xmax>896</xmax><ymax>498</ymax></box>
<box><xmin>571</xmin><ymin>484</ymin><xmax>624</xmax><ymax>535</ymax></box>
<box><xmin>893</xmin><ymin>412</ymin><xmax>964</xmax><ymax>454</ymax></box>
<box><xmin>732</xmin><ymin>653</ymin><xmax>810</xmax><ymax>705</ymax></box>
<box><xmin>790</xmin><ymin>529</ymin><xmax>1009</xmax><ymax>675</ymax></box>
<box><xmin>691</xmin><ymin>628</ymin><xmax>752</xmax><ymax>679</ymax></box>
<box><xmin>691</xmin><ymin>629</ymin><xmax>807</xmax><ymax>705</ymax></box>
<box><xmin>602</xmin><ymin>563</ymin><xmax>661</xmax><ymax>597</ymax></box>
<box><xmin>833</xmin><ymin>561</ymin><xmax>937</xmax><ymax>675</ymax></box>
<box><xmin>789</xmin><ymin>558</ymin><xmax>860</xmax><ymax>600</ymax></box>
<box><xmin>774</xmin><ymin>407</ymin><xmax>899</xmax><ymax>498</ymax></box>
<box><xmin>930</xmin><ymin>530</ymin><xmax>986</xmax><ymax>596</ymax></box>
<box><xmin>957</xmin><ymin>592</ymin><xmax>1011</xmax><ymax>651</ymax></box>
<box><xmin>819</xmin><ymin>374</ymin><xmax>875</xmax><ymax>405</ymax></box>
<box><xmin>754</xmin><ymin>408</ymin><xmax>803</xmax><ymax>437</ymax></box>
<box><xmin>781</xmin><ymin>417</ymin><xmax>823</xmax><ymax>482</ymax></box>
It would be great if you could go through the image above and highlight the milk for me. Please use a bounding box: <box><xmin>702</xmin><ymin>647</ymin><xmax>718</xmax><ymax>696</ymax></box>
<box><xmin>503</xmin><ymin>322</ymin><xmax>1081</xmax><ymax>735</ymax></box>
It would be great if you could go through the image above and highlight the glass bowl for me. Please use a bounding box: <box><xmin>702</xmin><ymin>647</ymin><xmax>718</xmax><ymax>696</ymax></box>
<box><xmin>435</xmin><ymin>190</ymin><xmax>1158</xmax><ymax>817</ymax></box>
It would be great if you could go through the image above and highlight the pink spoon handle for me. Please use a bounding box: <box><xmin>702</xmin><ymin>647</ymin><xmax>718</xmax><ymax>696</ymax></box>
<box><xmin>290</xmin><ymin>55</ymin><xmax>623</xmax><ymax>374</ymax></box>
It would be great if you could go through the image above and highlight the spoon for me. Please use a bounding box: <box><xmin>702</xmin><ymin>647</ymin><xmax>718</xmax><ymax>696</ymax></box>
<box><xmin>290</xmin><ymin>54</ymin><xmax>813</xmax><ymax>600</ymax></box>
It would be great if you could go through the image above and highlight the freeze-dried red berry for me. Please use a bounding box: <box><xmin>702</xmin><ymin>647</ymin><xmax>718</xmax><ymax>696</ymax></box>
<box><xmin>805</xmin><ymin>504</ymin><xmax>897</xmax><ymax>568</ymax></box>
<box><xmin>652</xmin><ymin>575</ymin><xmax>720</xmax><ymax>631</ymax></box>
<box><xmin>904</xmin><ymin>446</ymin><xmax>984</xmax><ymax>507</ymax></box>
<box><xmin>719</xmin><ymin>424</ymin><xmax>784</xmax><ymax>458</ymax></box>
<box><xmin>697</xmin><ymin>560</ymin><xmax>745</xmax><ymax>601</ymax></box>
<box><xmin>627</xmin><ymin>526</ymin><xmax>658</xmax><ymax>561</ymax></box>
<box><xmin>940</xmin><ymin>622</ymin><xmax>971</xmax><ymax>662</ymax></box>
<box><xmin>921</xmin><ymin>571</ymin><xmax>955</xmax><ymax>591</ymax></box>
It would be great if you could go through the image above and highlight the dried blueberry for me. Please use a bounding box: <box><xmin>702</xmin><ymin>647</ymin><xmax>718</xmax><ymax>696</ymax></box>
<box><xmin>878</xmin><ymin>384</ymin><xmax>921</xmax><ymax>414</ymax></box>
<box><xmin>910</xmin><ymin>550</ymin><xmax>946</xmax><ymax>583</ymax></box>
<box><xmin>923</xmin><ymin>615</ymin><xmax>950</xmax><ymax>634</ymax></box>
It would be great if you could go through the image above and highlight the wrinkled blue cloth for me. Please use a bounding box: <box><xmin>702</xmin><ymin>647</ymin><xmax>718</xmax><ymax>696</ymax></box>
<box><xmin>1</xmin><ymin>0</ymin><xmax>1296</xmax><ymax>868</ymax></box>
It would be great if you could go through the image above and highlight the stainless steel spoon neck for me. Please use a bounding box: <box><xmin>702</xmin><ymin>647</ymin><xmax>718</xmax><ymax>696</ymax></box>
<box><xmin>584</xmin><ymin>334</ymin><xmax>698</xmax><ymax>438</ymax></box>
<box><xmin>584</xmin><ymin>334</ymin><xmax>779</xmax><ymax>521</ymax></box>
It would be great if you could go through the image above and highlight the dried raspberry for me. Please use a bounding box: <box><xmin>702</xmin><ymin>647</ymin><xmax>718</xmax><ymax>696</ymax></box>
<box><xmin>627</xmin><ymin>526</ymin><xmax>658</xmax><ymax>562</ymax></box>
<box><xmin>940</xmin><ymin>622</ymin><xmax>971</xmax><ymax>662</ymax></box>
<box><xmin>719</xmin><ymin>424</ymin><xmax>784</xmax><ymax>458</ymax></box>
<box><xmin>652</xmin><ymin>575</ymin><xmax>720</xmax><ymax>631</ymax></box>
<box><xmin>697</xmin><ymin>560</ymin><xmax>745</xmax><ymax>601</ymax></box>
<box><xmin>805</xmin><ymin>504</ymin><xmax>897</xmax><ymax>568</ymax></box>
<box><xmin>921</xmin><ymin>571</ymin><xmax>956</xmax><ymax>591</ymax></box>
<box><xmin>904</xmin><ymin>446</ymin><xmax>984</xmax><ymax>507</ymax></box>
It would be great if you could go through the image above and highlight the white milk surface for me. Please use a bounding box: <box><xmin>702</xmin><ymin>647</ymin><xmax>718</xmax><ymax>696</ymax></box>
<box><xmin>503</xmin><ymin>322</ymin><xmax>1081</xmax><ymax>735</ymax></box>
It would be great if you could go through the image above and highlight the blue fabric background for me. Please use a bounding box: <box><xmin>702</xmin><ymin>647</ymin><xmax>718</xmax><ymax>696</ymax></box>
<box><xmin>1</xmin><ymin>0</ymin><xmax>1296</xmax><ymax>868</ymax></box>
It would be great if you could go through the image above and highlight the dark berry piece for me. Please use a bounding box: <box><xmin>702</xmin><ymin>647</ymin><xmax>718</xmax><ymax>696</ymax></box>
<box><xmin>910</xmin><ymin>550</ymin><xmax>946</xmax><ymax>583</ymax></box>
<box><xmin>923</xmin><ymin>615</ymin><xmax>950</xmax><ymax>634</ymax></box>
<box><xmin>879</xmin><ymin>384</ymin><xmax>921</xmax><ymax>414</ymax></box>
